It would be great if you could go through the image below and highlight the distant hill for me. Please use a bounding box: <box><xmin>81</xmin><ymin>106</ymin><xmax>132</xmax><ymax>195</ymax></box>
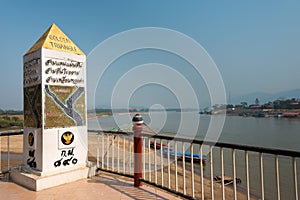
<box><xmin>231</xmin><ymin>89</ymin><xmax>300</xmax><ymax>105</ymax></box>
<box><xmin>275</xmin><ymin>89</ymin><xmax>300</xmax><ymax>99</ymax></box>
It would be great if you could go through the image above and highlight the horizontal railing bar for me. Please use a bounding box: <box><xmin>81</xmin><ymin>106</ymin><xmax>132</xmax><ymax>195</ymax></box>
<box><xmin>140</xmin><ymin>179</ymin><xmax>195</xmax><ymax>200</ymax></box>
<box><xmin>213</xmin><ymin>142</ymin><xmax>300</xmax><ymax>158</ymax></box>
<box><xmin>0</xmin><ymin>130</ymin><xmax>23</xmax><ymax>137</ymax></box>
<box><xmin>96</xmin><ymin>168</ymin><xmax>134</xmax><ymax>179</ymax></box>
<box><xmin>138</xmin><ymin>132</ymin><xmax>300</xmax><ymax>158</ymax></box>
<box><xmin>88</xmin><ymin>130</ymin><xmax>130</xmax><ymax>135</ymax></box>
<box><xmin>91</xmin><ymin>130</ymin><xmax>300</xmax><ymax>157</ymax></box>
<box><xmin>1</xmin><ymin>129</ymin><xmax>300</xmax><ymax>158</ymax></box>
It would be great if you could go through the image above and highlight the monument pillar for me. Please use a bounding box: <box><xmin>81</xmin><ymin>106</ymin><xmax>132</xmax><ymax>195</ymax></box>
<box><xmin>11</xmin><ymin>24</ymin><xmax>90</xmax><ymax>190</ymax></box>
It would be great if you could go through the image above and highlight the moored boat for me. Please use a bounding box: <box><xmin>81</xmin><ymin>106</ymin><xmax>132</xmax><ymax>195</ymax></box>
<box><xmin>163</xmin><ymin>148</ymin><xmax>206</xmax><ymax>164</ymax></box>
<box><xmin>214</xmin><ymin>175</ymin><xmax>242</xmax><ymax>185</ymax></box>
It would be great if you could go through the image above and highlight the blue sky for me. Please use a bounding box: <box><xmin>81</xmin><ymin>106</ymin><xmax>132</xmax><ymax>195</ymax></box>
<box><xmin>0</xmin><ymin>1</ymin><xmax>299</xmax><ymax>109</ymax></box>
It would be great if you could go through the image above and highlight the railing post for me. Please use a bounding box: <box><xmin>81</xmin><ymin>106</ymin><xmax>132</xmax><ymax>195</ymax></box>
<box><xmin>293</xmin><ymin>157</ymin><xmax>298</xmax><ymax>200</ymax></box>
<box><xmin>275</xmin><ymin>154</ymin><xmax>281</xmax><ymax>200</ymax></box>
<box><xmin>106</xmin><ymin>134</ymin><xmax>109</xmax><ymax>169</ymax></box>
<box><xmin>132</xmin><ymin>114</ymin><xmax>143</xmax><ymax>187</ymax></box>
<box><xmin>0</xmin><ymin>136</ymin><xmax>1</xmax><ymax>173</ymax></box>
<box><xmin>160</xmin><ymin>139</ymin><xmax>164</xmax><ymax>187</ymax></box>
<box><xmin>191</xmin><ymin>144</ymin><xmax>195</xmax><ymax>198</ymax></box>
<box><xmin>175</xmin><ymin>141</ymin><xmax>178</xmax><ymax>192</ymax></box>
<box><xmin>154</xmin><ymin>138</ymin><xmax>157</xmax><ymax>184</ymax></box>
<box><xmin>96</xmin><ymin>135</ymin><xmax>100</xmax><ymax>168</ymax></box>
<box><xmin>220</xmin><ymin>147</ymin><xmax>225</xmax><ymax>200</ymax></box>
<box><xmin>117</xmin><ymin>135</ymin><xmax>120</xmax><ymax>173</ymax></box>
<box><xmin>123</xmin><ymin>135</ymin><xmax>126</xmax><ymax>174</ymax></box>
<box><xmin>245</xmin><ymin>150</ymin><xmax>250</xmax><ymax>200</ymax></box>
<box><xmin>200</xmin><ymin>145</ymin><xmax>204</xmax><ymax>200</ymax></box>
<box><xmin>210</xmin><ymin>146</ymin><xmax>214</xmax><ymax>200</ymax></box>
<box><xmin>182</xmin><ymin>142</ymin><xmax>186</xmax><ymax>195</ymax></box>
<box><xmin>7</xmin><ymin>135</ymin><xmax>10</xmax><ymax>171</ymax></box>
<box><xmin>167</xmin><ymin>140</ymin><xmax>171</xmax><ymax>189</ymax></box>
<box><xmin>232</xmin><ymin>148</ymin><xmax>237</xmax><ymax>200</ymax></box>
<box><xmin>259</xmin><ymin>152</ymin><xmax>265</xmax><ymax>200</ymax></box>
<box><xmin>143</xmin><ymin>137</ymin><xmax>145</xmax><ymax>179</ymax></box>
<box><xmin>101</xmin><ymin>133</ymin><xmax>104</xmax><ymax>169</ymax></box>
<box><xmin>148</xmin><ymin>138</ymin><xmax>151</xmax><ymax>182</ymax></box>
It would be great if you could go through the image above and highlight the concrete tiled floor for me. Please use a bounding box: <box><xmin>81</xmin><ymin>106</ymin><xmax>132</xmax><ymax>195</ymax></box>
<box><xmin>0</xmin><ymin>173</ymin><xmax>182</xmax><ymax>200</ymax></box>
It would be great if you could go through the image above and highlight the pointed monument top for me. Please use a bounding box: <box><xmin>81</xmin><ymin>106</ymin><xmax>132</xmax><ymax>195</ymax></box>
<box><xmin>25</xmin><ymin>24</ymin><xmax>85</xmax><ymax>56</ymax></box>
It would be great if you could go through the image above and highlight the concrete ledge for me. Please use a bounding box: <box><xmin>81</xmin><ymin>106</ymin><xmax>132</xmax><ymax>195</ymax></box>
<box><xmin>10</xmin><ymin>166</ymin><xmax>91</xmax><ymax>191</ymax></box>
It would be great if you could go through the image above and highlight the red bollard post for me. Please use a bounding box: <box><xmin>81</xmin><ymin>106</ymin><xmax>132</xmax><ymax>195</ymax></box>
<box><xmin>132</xmin><ymin>114</ymin><xmax>143</xmax><ymax>187</ymax></box>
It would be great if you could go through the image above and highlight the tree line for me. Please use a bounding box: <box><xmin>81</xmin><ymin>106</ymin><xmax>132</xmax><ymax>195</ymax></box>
<box><xmin>230</xmin><ymin>98</ymin><xmax>300</xmax><ymax>110</ymax></box>
<box><xmin>0</xmin><ymin>109</ymin><xmax>23</xmax><ymax>115</ymax></box>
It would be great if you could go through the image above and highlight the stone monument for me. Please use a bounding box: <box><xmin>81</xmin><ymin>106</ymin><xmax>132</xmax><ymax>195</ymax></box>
<box><xmin>11</xmin><ymin>24</ymin><xmax>90</xmax><ymax>191</ymax></box>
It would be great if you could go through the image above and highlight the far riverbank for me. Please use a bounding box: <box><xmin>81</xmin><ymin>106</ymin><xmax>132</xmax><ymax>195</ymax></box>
<box><xmin>224</xmin><ymin>108</ymin><xmax>300</xmax><ymax>119</ymax></box>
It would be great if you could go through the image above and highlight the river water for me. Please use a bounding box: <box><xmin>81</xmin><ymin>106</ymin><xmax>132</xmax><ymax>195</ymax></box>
<box><xmin>88</xmin><ymin>111</ymin><xmax>300</xmax><ymax>199</ymax></box>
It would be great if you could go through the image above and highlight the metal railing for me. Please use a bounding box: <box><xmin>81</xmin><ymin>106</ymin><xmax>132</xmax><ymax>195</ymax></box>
<box><xmin>1</xmin><ymin>129</ymin><xmax>299</xmax><ymax>199</ymax></box>
<box><xmin>92</xmin><ymin>130</ymin><xmax>300</xmax><ymax>200</ymax></box>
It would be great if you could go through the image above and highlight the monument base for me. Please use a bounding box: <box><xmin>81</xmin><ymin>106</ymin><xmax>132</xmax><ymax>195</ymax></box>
<box><xmin>10</xmin><ymin>162</ymin><xmax>97</xmax><ymax>191</ymax></box>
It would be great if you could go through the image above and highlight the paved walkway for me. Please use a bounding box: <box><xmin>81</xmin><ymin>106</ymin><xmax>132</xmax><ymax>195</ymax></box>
<box><xmin>0</xmin><ymin>172</ymin><xmax>182</xmax><ymax>200</ymax></box>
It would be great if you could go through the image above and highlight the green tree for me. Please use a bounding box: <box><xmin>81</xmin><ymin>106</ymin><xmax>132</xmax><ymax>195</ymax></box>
<box><xmin>12</xmin><ymin>116</ymin><xmax>19</xmax><ymax>121</ymax></box>
<box><xmin>2</xmin><ymin>115</ymin><xmax>10</xmax><ymax>121</ymax></box>
<box><xmin>240</xmin><ymin>102</ymin><xmax>248</xmax><ymax>108</ymax></box>
<box><xmin>212</xmin><ymin>104</ymin><xmax>219</xmax><ymax>110</ymax></box>
<box><xmin>255</xmin><ymin>98</ymin><xmax>260</xmax><ymax>105</ymax></box>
